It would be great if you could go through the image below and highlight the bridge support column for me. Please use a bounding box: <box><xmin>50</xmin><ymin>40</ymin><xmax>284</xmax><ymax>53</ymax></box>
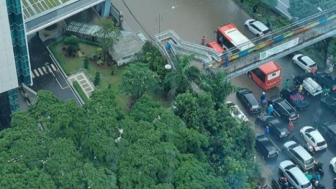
<box><xmin>96</xmin><ymin>0</ymin><xmax>111</xmax><ymax>17</ymax></box>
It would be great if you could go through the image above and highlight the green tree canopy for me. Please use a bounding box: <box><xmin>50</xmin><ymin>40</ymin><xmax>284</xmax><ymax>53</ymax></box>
<box><xmin>120</xmin><ymin>63</ymin><xmax>160</xmax><ymax>100</ymax></box>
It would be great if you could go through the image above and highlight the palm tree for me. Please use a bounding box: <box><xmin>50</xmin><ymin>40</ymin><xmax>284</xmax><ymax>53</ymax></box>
<box><xmin>164</xmin><ymin>55</ymin><xmax>201</xmax><ymax>97</ymax></box>
<box><xmin>200</xmin><ymin>72</ymin><xmax>235</xmax><ymax>109</ymax></box>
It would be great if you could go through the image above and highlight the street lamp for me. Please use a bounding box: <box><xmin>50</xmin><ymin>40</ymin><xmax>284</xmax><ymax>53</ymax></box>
<box><xmin>159</xmin><ymin>5</ymin><xmax>177</xmax><ymax>33</ymax></box>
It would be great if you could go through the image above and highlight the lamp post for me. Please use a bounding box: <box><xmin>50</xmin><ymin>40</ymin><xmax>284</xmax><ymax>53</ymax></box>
<box><xmin>159</xmin><ymin>5</ymin><xmax>177</xmax><ymax>33</ymax></box>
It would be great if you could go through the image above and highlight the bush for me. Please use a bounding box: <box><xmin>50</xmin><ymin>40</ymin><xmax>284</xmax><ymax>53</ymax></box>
<box><xmin>94</xmin><ymin>72</ymin><xmax>100</xmax><ymax>86</ymax></box>
<box><xmin>83</xmin><ymin>58</ymin><xmax>89</xmax><ymax>69</ymax></box>
<box><xmin>73</xmin><ymin>81</ymin><xmax>89</xmax><ymax>103</ymax></box>
<box><xmin>64</xmin><ymin>36</ymin><xmax>79</xmax><ymax>55</ymax></box>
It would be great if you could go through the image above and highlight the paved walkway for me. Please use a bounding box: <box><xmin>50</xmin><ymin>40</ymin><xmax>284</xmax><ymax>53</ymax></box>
<box><xmin>68</xmin><ymin>72</ymin><xmax>95</xmax><ymax>98</ymax></box>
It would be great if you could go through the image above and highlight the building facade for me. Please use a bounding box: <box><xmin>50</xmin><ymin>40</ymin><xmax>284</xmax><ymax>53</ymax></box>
<box><xmin>0</xmin><ymin>0</ymin><xmax>31</xmax><ymax>129</ymax></box>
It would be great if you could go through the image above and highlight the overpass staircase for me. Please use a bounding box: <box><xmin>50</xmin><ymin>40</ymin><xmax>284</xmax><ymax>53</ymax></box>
<box><xmin>155</xmin><ymin>6</ymin><xmax>336</xmax><ymax>80</ymax></box>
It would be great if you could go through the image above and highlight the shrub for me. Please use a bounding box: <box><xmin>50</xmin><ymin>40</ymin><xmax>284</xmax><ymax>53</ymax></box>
<box><xmin>94</xmin><ymin>72</ymin><xmax>100</xmax><ymax>86</ymax></box>
<box><xmin>83</xmin><ymin>58</ymin><xmax>89</xmax><ymax>69</ymax></box>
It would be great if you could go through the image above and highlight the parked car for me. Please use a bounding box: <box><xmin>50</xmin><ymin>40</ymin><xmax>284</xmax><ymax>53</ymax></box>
<box><xmin>283</xmin><ymin>141</ymin><xmax>315</xmax><ymax>171</ymax></box>
<box><xmin>255</xmin><ymin>115</ymin><xmax>290</xmax><ymax>140</ymax></box>
<box><xmin>279</xmin><ymin>160</ymin><xmax>312</xmax><ymax>189</ymax></box>
<box><xmin>292</xmin><ymin>54</ymin><xmax>317</xmax><ymax>73</ymax></box>
<box><xmin>225</xmin><ymin>101</ymin><xmax>249</xmax><ymax>123</ymax></box>
<box><xmin>255</xmin><ymin>133</ymin><xmax>278</xmax><ymax>159</ymax></box>
<box><xmin>321</xmin><ymin>96</ymin><xmax>336</xmax><ymax>114</ymax></box>
<box><xmin>313</xmin><ymin>72</ymin><xmax>336</xmax><ymax>92</ymax></box>
<box><xmin>268</xmin><ymin>96</ymin><xmax>299</xmax><ymax>122</ymax></box>
<box><xmin>330</xmin><ymin>157</ymin><xmax>336</xmax><ymax>173</ymax></box>
<box><xmin>280</xmin><ymin>87</ymin><xmax>309</xmax><ymax>111</ymax></box>
<box><xmin>236</xmin><ymin>88</ymin><xmax>260</xmax><ymax>114</ymax></box>
<box><xmin>300</xmin><ymin>126</ymin><xmax>327</xmax><ymax>151</ymax></box>
<box><xmin>319</xmin><ymin>122</ymin><xmax>336</xmax><ymax>143</ymax></box>
<box><xmin>244</xmin><ymin>19</ymin><xmax>270</xmax><ymax>37</ymax></box>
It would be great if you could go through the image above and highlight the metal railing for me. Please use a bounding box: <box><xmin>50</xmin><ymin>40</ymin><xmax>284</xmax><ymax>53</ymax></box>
<box><xmin>155</xmin><ymin>30</ymin><xmax>223</xmax><ymax>64</ymax></box>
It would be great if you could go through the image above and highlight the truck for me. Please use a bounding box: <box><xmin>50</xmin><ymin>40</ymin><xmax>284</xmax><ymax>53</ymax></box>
<box><xmin>280</xmin><ymin>87</ymin><xmax>309</xmax><ymax>111</ymax></box>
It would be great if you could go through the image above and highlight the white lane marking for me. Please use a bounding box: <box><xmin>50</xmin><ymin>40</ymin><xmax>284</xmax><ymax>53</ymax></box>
<box><xmin>47</xmin><ymin>65</ymin><xmax>53</xmax><ymax>73</ymax></box>
<box><xmin>38</xmin><ymin>68</ymin><xmax>44</xmax><ymax>75</ymax></box>
<box><xmin>34</xmin><ymin>69</ymin><xmax>40</xmax><ymax>77</ymax></box>
<box><xmin>31</xmin><ymin>72</ymin><xmax>35</xmax><ymax>78</ymax></box>
<box><xmin>51</xmin><ymin>64</ymin><xmax>57</xmax><ymax>71</ymax></box>
<box><xmin>42</xmin><ymin>66</ymin><xmax>48</xmax><ymax>74</ymax></box>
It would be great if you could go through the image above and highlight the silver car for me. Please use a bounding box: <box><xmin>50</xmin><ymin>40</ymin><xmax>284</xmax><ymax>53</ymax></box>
<box><xmin>244</xmin><ymin>19</ymin><xmax>270</xmax><ymax>37</ymax></box>
<box><xmin>283</xmin><ymin>141</ymin><xmax>315</xmax><ymax>171</ymax></box>
<box><xmin>279</xmin><ymin>160</ymin><xmax>312</xmax><ymax>189</ymax></box>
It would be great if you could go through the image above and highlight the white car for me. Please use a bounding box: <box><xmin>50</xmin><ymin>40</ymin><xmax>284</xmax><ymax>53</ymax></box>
<box><xmin>279</xmin><ymin>160</ymin><xmax>312</xmax><ymax>189</ymax></box>
<box><xmin>244</xmin><ymin>19</ymin><xmax>270</xmax><ymax>37</ymax></box>
<box><xmin>300</xmin><ymin>126</ymin><xmax>327</xmax><ymax>151</ymax></box>
<box><xmin>330</xmin><ymin>157</ymin><xmax>336</xmax><ymax>173</ymax></box>
<box><xmin>225</xmin><ymin>101</ymin><xmax>249</xmax><ymax>123</ymax></box>
<box><xmin>292</xmin><ymin>54</ymin><xmax>318</xmax><ymax>73</ymax></box>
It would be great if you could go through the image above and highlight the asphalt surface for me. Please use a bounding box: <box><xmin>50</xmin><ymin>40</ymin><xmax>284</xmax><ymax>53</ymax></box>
<box><xmin>28</xmin><ymin>35</ymin><xmax>80</xmax><ymax>105</ymax></box>
<box><xmin>114</xmin><ymin>0</ymin><xmax>336</xmax><ymax>187</ymax></box>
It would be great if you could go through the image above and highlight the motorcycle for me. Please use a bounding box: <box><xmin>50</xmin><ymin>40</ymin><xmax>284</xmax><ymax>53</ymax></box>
<box><xmin>314</xmin><ymin>161</ymin><xmax>324</xmax><ymax>176</ymax></box>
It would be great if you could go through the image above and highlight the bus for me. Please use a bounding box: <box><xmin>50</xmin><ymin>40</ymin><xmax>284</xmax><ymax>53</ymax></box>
<box><xmin>216</xmin><ymin>23</ymin><xmax>255</xmax><ymax>52</ymax></box>
<box><xmin>248</xmin><ymin>61</ymin><xmax>281</xmax><ymax>90</ymax></box>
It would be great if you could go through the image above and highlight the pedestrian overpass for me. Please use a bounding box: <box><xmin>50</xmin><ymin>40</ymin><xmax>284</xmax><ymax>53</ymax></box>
<box><xmin>155</xmin><ymin>6</ymin><xmax>336</xmax><ymax>80</ymax></box>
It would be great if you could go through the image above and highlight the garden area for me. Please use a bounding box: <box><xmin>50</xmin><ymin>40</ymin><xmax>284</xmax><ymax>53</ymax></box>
<box><xmin>49</xmin><ymin>37</ymin><xmax>129</xmax><ymax>110</ymax></box>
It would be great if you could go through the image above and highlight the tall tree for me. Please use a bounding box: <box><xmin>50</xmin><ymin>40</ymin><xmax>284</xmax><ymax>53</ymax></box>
<box><xmin>164</xmin><ymin>55</ymin><xmax>201</xmax><ymax>97</ymax></box>
<box><xmin>289</xmin><ymin>0</ymin><xmax>336</xmax><ymax>19</ymax></box>
<box><xmin>96</xmin><ymin>18</ymin><xmax>121</xmax><ymax>62</ymax></box>
<box><xmin>120</xmin><ymin>63</ymin><xmax>160</xmax><ymax>101</ymax></box>
<box><xmin>200</xmin><ymin>72</ymin><xmax>235</xmax><ymax>109</ymax></box>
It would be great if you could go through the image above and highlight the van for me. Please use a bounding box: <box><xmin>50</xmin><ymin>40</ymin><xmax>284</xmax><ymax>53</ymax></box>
<box><xmin>283</xmin><ymin>141</ymin><xmax>314</xmax><ymax>171</ymax></box>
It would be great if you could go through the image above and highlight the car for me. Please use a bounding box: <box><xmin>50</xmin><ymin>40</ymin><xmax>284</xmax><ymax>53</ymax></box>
<box><xmin>330</xmin><ymin>157</ymin><xmax>336</xmax><ymax>173</ymax></box>
<box><xmin>292</xmin><ymin>54</ymin><xmax>317</xmax><ymax>73</ymax></box>
<box><xmin>319</xmin><ymin>122</ymin><xmax>336</xmax><ymax>143</ymax></box>
<box><xmin>313</xmin><ymin>72</ymin><xmax>336</xmax><ymax>92</ymax></box>
<box><xmin>279</xmin><ymin>160</ymin><xmax>312</xmax><ymax>189</ymax></box>
<box><xmin>255</xmin><ymin>133</ymin><xmax>278</xmax><ymax>159</ymax></box>
<box><xmin>268</xmin><ymin>96</ymin><xmax>299</xmax><ymax>122</ymax></box>
<box><xmin>321</xmin><ymin>96</ymin><xmax>336</xmax><ymax>114</ymax></box>
<box><xmin>255</xmin><ymin>115</ymin><xmax>290</xmax><ymax>140</ymax></box>
<box><xmin>300</xmin><ymin>126</ymin><xmax>327</xmax><ymax>151</ymax></box>
<box><xmin>280</xmin><ymin>87</ymin><xmax>309</xmax><ymax>111</ymax></box>
<box><xmin>283</xmin><ymin>141</ymin><xmax>315</xmax><ymax>171</ymax></box>
<box><xmin>236</xmin><ymin>88</ymin><xmax>260</xmax><ymax>114</ymax></box>
<box><xmin>244</xmin><ymin>19</ymin><xmax>270</xmax><ymax>37</ymax></box>
<box><xmin>225</xmin><ymin>101</ymin><xmax>249</xmax><ymax>123</ymax></box>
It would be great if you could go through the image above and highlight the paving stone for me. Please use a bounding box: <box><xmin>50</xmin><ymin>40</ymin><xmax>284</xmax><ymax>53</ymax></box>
<box><xmin>77</xmin><ymin>75</ymin><xmax>84</xmax><ymax>80</ymax></box>
<box><xmin>79</xmin><ymin>80</ymin><xmax>87</xmax><ymax>84</ymax></box>
<box><xmin>82</xmin><ymin>84</ymin><xmax>89</xmax><ymax>88</ymax></box>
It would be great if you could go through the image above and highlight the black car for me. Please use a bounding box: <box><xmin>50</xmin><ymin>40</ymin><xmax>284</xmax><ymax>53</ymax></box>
<box><xmin>255</xmin><ymin>133</ymin><xmax>278</xmax><ymax>159</ymax></box>
<box><xmin>280</xmin><ymin>87</ymin><xmax>309</xmax><ymax>111</ymax></box>
<box><xmin>255</xmin><ymin>115</ymin><xmax>290</xmax><ymax>140</ymax></box>
<box><xmin>236</xmin><ymin>88</ymin><xmax>260</xmax><ymax>114</ymax></box>
<box><xmin>319</xmin><ymin>122</ymin><xmax>336</xmax><ymax>143</ymax></box>
<box><xmin>321</xmin><ymin>96</ymin><xmax>336</xmax><ymax>114</ymax></box>
<box><xmin>313</xmin><ymin>72</ymin><xmax>336</xmax><ymax>92</ymax></box>
<box><xmin>268</xmin><ymin>96</ymin><xmax>299</xmax><ymax>122</ymax></box>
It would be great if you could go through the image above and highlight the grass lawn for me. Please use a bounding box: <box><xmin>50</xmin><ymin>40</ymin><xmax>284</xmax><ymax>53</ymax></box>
<box><xmin>50</xmin><ymin>39</ymin><xmax>129</xmax><ymax>111</ymax></box>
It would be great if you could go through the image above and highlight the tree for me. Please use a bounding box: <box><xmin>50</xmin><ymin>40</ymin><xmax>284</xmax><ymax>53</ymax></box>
<box><xmin>94</xmin><ymin>72</ymin><xmax>100</xmax><ymax>86</ymax></box>
<box><xmin>120</xmin><ymin>63</ymin><xmax>159</xmax><ymax>101</ymax></box>
<box><xmin>96</xmin><ymin>18</ymin><xmax>121</xmax><ymax>62</ymax></box>
<box><xmin>200</xmin><ymin>72</ymin><xmax>235</xmax><ymax>109</ymax></box>
<box><xmin>139</xmin><ymin>41</ymin><xmax>169</xmax><ymax>79</ymax></box>
<box><xmin>289</xmin><ymin>0</ymin><xmax>336</xmax><ymax>19</ymax></box>
<box><xmin>241</xmin><ymin>0</ymin><xmax>277</xmax><ymax>13</ymax></box>
<box><xmin>83</xmin><ymin>58</ymin><xmax>89</xmax><ymax>69</ymax></box>
<box><xmin>64</xmin><ymin>35</ymin><xmax>79</xmax><ymax>56</ymax></box>
<box><xmin>164</xmin><ymin>55</ymin><xmax>201</xmax><ymax>97</ymax></box>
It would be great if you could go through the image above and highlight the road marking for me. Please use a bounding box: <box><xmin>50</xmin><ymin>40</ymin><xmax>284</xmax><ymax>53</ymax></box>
<box><xmin>38</xmin><ymin>68</ymin><xmax>44</xmax><ymax>75</ymax></box>
<box><xmin>42</xmin><ymin>66</ymin><xmax>48</xmax><ymax>74</ymax></box>
<box><xmin>268</xmin><ymin>137</ymin><xmax>281</xmax><ymax>151</ymax></box>
<box><xmin>51</xmin><ymin>64</ymin><xmax>57</xmax><ymax>71</ymax></box>
<box><xmin>31</xmin><ymin>72</ymin><xmax>35</xmax><ymax>78</ymax></box>
<box><xmin>34</xmin><ymin>69</ymin><xmax>40</xmax><ymax>77</ymax></box>
<box><xmin>47</xmin><ymin>65</ymin><xmax>53</xmax><ymax>73</ymax></box>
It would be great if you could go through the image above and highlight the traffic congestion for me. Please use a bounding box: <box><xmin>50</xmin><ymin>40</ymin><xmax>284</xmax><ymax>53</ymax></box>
<box><xmin>211</xmin><ymin>18</ymin><xmax>336</xmax><ymax>189</ymax></box>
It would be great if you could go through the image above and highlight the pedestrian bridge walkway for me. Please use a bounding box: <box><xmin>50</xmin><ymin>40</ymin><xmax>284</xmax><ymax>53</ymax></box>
<box><xmin>155</xmin><ymin>6</ymin><xmax>336</xmax><ymax>80</ymax></box>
